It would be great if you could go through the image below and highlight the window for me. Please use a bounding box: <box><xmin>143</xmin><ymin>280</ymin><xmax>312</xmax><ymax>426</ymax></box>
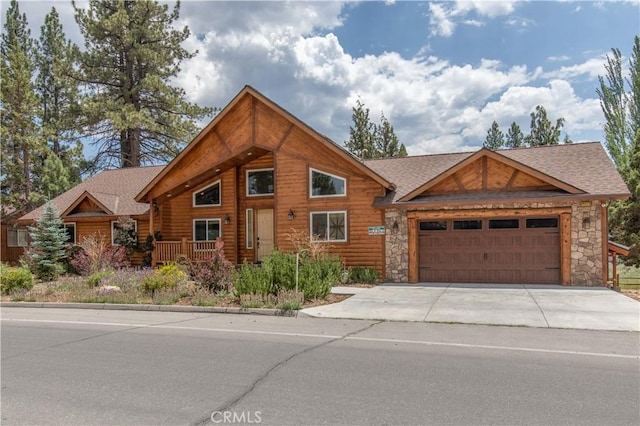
<box><xmin>526</xmin><ymin>218</ymin><xmax>558</xmax><ymax>228</ymax></box>
<box><xmin>111</xmin><ymin>220</ymin><xmax>137</xmax><ymax>245</ymax></box>
<box><xmin>311</xmin><ymin>211</ymin><xmax>347</xmax><ymax>242</ymax></box>
<box><xmin>193</xmin><ymin>180</ymin><xmax>221</xmax><ymax>207</ymax></box>
<box><xmin>247</xmin><ymin>169</ymin><xmax>274</xmax><ymax>196</ymax></box>
<box><xmin>489</xmin><ymin>219</ymin><xmax>520</xmax><ymax>229</ymax></box>
<box><xmin>246</xmin><ymin>209</ymin><xmax>254</xmax><ymax>249</ymax></box>
<box><xmin>310</xmin><ymin>168</ymin><xmax>346</xmax><ymax>197</ymax></box>
<box><xmin>7</xmin><ymin>229</ymin><xmax>28</xmax><ymax>247</ymax></box>
<box><xmin>194</xmin><ymin>219</ymin><xmax>221</xmax><ymax>241</ymax></box>
<box><xmin>420</xmin><ymin>221</ymin><xmax>447</xmax><ymax>231</ymax></box>
<box><xmin>63</xmin><ymin>223</ymin><xmax>76</xmax><ymax>244</ymax></box>
<box><xmin>453</xmin><ymin>220</ymin><xmax>482</xmax><ymax>230</ymax></box>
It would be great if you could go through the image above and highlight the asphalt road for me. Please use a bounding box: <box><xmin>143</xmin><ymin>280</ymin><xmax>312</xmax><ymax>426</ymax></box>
<box><xmin>1</xmin><ymin>308</ymin><xmax>639</xmax><ymax>425</ymax></box>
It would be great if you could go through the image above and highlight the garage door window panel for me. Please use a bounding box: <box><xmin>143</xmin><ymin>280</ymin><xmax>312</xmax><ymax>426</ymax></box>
<box><xmin>526</xmin><ymin>218</ymin><xmax>558</xmax><ymax>228</ymax></box>
<box><xmin>488</xmin><ymin>219</ymin><xmax>520</xmax><ymax>229</ymax></box>
<box><xmin>420</xmin><ymin>221</ymin><xmax>447</xmax><ymax>231</ymax></box>
<box><xmin>453</xmin><ymin>220</ymin><xmax>482</xmax><ymax>230</ymax></box>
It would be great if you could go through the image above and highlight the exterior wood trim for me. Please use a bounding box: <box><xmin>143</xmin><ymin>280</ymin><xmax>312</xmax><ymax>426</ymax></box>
<box><xmin>482</xmin><ymin>156</ymin><xmax>488</xmax><ymax>190</ymax></box>
<box><xmin>407</xmin><ymin>217</ymin><xmax>418</xmax><ymax>283</ymax></box>
<box><xmin>601</xmin><ymin>203</ymin><xmax>608</xmax><ymax>284</ymax></box>
<box><xmin>399</xmin><ymin>148</ymin><xmax>585</xmax><ymax>202</ymax></box>
<box><xmin>276</xmin><ymin>123</ymin><xmax>294</xmax><ymax>149</ymax></box>
<box><xmin>213</xmin><ymin>128</ymin><xmax>233</xmax><ymax>155</ymax></box>
<box><xmin>407</xmin><ymin>207</ymin><xmax>571</xmax><ymax>220</ymax></box>
<box><xmin>560</xmin><ymin>212</ymin><xmax>571</xmax><ymax>285</ymax></box>
<box><xmin>62</xmin><ymin>191</ymin><xmax>113</xmax><ymax>217</ymax></box>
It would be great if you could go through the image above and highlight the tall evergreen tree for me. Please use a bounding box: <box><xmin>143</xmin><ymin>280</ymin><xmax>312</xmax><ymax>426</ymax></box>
<box><xmin>36</xmin><ymin>7</ymin><xmax>83</xmax><ymax>189</ymax></box>
<box><xmin>505</xmin><ymin>122</ymin><xmax>525</xmax><ymax>148</ymax></box>
<box><xmin>598</xmin><ymin>36</ymin><xmax>640</xmax><ymax>266</ymax></box>
<box><xmin>0</xmin><ymin>0</ymin><xmax>46</xmax><ymax>213</ymax></box>
<box><xmin>26</xmin><ymin>202</ymin><xmax>69</xmax><ymax>280</ymax></box>
<box><xmin>524</xmin><ymin>105</ymin><xmax>566</xmax><ymax>146</ymax></box>
<box><xmin>345</xmin><ymin>99</ymin><xmax>376</xmax><ymax>159</ymax></box>
<box><xmin>73</xmin><ymin>0</ymin><xmax>212</xmax><ymax>168</ymax></box>
<box><xmin>41</xmin><ymin>153</ymin><xmax>71</xmax><ymax>200</ymax></box>
<box><xmin>483</xmin><ymin>120</ymin><xmax>504</xmax><ymax>150</ymax></box>
<box><xmin>374</xmin><ymin>112</ymin><xmax>407</xmax><ymax>158</ymax></box>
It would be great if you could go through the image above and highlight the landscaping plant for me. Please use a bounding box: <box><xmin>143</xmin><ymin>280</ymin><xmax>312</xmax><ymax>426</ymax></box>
<box><xmin>69</xmin><ymin>233</ymin><xmax>127</xmax><ymax>275</ymax></box>
<box><xmin>185</xmin><ymin>239</ymin><xmax>234</xmax><ymax>292</ymax></box>
<box><xmin>0</xmin><ymin>264</ymin><xmax>34</xmax><ymax>295</ymax></box>
<box><xmin>24</xmin><ymin>202</ymin><xmax>69</xmax><ymax>280</ymax></box>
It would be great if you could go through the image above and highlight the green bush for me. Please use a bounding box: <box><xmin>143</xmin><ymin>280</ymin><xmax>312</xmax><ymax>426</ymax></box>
<box><xmin>298</xmin><ymin>255</ymin><xmax>342</xmax><ymax>299</ymax></box>
<box><xmin>141</xmin><ymin>274</ymin><xmax>179</xmax><ymax>294</ymax></box>
<box><xmin>262</xmin><ymin>250</ymin><xmax>296</xmax><ymax>290</ymax></box>
<box><xmin>348</xmin><ymin>266</ymin><xmax>380</xmax><ymax>284</ymax></box>
<box><xmin>86</xmin><ymin>270</ymin><xmax>114</xmax><ymax>287</ymax></box>
<box><xmin>1</xmin><ymin>266</ymin><xmax>34</xmax><ymax>295</ymax></box>
<box><xmin>233</xmin><ymin>261</ymin><xmax>273</xmax><ymax>296</ymax></box>
<box><xmin>156</xmin><ymin>262</ymin><xmax>185</xmax><ymax>278</ymax></box>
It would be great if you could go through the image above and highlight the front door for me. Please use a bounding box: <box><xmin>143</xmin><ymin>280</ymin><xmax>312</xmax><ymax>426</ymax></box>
<box><xmin>256</xmin><ymin>209</ymin><xmax>274</xmax><ymax>261</ymax></box>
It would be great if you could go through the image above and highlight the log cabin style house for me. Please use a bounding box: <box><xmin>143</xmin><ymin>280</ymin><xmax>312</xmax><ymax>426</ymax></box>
<box><xmin>6</xmin><ymin>86</ymin><xmax>630</xmax><ymax>286</ymax></box>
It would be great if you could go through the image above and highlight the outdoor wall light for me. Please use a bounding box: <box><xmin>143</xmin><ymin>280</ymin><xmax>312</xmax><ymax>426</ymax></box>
<box><xmin>288</xmin><ymin>209</ymin><xmax>295</xmax><ymax>220</ymax></box>
<box><xmin>392</xmin><ymin>220</ymin><xmax>399</xmax><ymax>233</ymax></box>
<box><xmin>224</xmin><ymin>215</ymin><xmax>231</xmax><ymax>225</ymax></box>
<box><xmin>582</xmin><ymin>217</ymin><xmax>590</xmax><ymax>230</ymax></box>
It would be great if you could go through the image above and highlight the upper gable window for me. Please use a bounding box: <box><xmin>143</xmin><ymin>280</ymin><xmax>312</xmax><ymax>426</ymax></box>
<box><xmin>310</xmin><ymin>168</ymin><xmax>346</xmax><ymax>198</ymax></box>
<box><xmin>247</xmin><ymin>169</ymin><xmax>274</xmax><ymax>196</ymax></box>
<box><xmin>193</xmin><ymin>180</ymin><xmax>221</xmax><ymax>207</ymax></box>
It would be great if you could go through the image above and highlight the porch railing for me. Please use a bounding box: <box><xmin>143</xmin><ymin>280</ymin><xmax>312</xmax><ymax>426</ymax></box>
<box><xmin>155</xmin><ymin>239</ymin><xmax>218</xmax><ymax>263</ymax></box>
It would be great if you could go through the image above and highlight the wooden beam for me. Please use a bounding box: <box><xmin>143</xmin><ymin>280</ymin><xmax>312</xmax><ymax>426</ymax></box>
<box><xmin>407</xmin><ymin>218</ymin><xmax>418</xmax><ymax>283</ymax></box>
<box><xmin>560</xmin><ymin>212</ymin><xmax>571</xmax><ymax>286</ymax></box>
<box><xmin>482</xmin><ymin>156</ymin><xmax>488</xmax><ymax>190</ymax></box>
<box><xmin>407</xmin><ymin>207</ymin><xmax>571</xmax><ymax>220</ymax></box>
<box><xmin>506</xmin><ymin>169</ymin><xmax>520</xmax><ymax>189</ymax></box>
<box><xmin>276</xmin><ymin>123</ymin><xmax>294</xmax><ymax>150</ymax></box>
<box><xmin>150</xmin><ymin>199</ymin><xmax>156</xmax><ymax>267</ymax></box>
<box><xmin>252</xmin><ymin>97</ymin><xmax>257</xmax><ymax>145</ymax></box>
<box><xmin>452</xmin><ymin>173</ymin><xmax>465</xmax><ymax>191</ymax></box>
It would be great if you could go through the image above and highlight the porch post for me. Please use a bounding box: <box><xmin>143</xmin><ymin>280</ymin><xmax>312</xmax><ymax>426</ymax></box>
<box><xmin>150</xmin><ymin>198</ymin><xmax>156</xmax><ymax>267</ymax></box>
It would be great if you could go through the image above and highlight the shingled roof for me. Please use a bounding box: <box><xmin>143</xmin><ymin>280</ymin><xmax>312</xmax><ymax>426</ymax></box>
<box><xmin>365</xmin><ymin>142</ymin><xmax>630</xmax><ymax>206</ymax></box>
<box><xmin>20</xmin><ymin>166</ymin><xmax>164</xmax><ymax>222</ymax></box>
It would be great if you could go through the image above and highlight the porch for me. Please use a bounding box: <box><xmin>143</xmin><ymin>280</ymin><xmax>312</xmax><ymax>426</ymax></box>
<box><xmin>154</xmin><ymin>239</ymin><xmax>219</xmax><ymax>264</ymax></box>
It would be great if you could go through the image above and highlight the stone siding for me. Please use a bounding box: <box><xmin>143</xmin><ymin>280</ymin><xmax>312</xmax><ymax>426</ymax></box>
<box><xmin>384</xmin><ymin>200</ymin><xmax>605</xmax><ymax>286</ymax></box>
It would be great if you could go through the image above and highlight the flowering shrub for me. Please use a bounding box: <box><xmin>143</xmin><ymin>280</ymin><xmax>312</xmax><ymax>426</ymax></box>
<box><xmin>69</xmin><ymin>233</ymin><xmax>128</xmax><ymax>275</ymax></box>
<box><xmin>185</xmin><ymin>239</ymin><xmax>233</xmax><ymax>292</ymax></box>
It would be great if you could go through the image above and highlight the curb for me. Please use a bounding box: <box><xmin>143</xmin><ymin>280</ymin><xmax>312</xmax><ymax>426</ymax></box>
<box><xmin>0</xmin><ymin>302</ymin><xmax>298</xmax><ymax>317</ymax></box>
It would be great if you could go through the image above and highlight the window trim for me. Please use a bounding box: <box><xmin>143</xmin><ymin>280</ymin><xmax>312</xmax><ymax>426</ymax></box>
<box><xmin>310</xmin><ymin>210</ymin><xmax>348</xmax><ymax>243</ymax></box>
<box><xmin>64</xmin><ymin>222</ymin><xmax>77</xmax><ymax>244</ymax></box>
<box><xmin>111</xmin><ymin>220</ymin><xmax>137</xmax><ymax>245</ymax></box>
<box><xmin>7</xmin><ymin>229</ymin><xmax>28</xmax><ymax>247</ymax></box>
<box><xmin>192</xmin><ymin>180</ymin><xmax>221</xmax><ymax>207</ymax></box>
<box><xmin>246</xmin><ymin>209</ymin><xmax>254</xmax><ymax>249</ymax></box>
<box><xmin>246</xmin><ymin>168</ymin><xmax>274</xmax><ymax>197</ymax></box>
<box><xmin>193</xmin><ymin>218</ymin><xmax>222</xmax><ymax>242</ymax></box>
<box><xmin>309</xmin><ymin>167</ymin><xmax>347</xmax><ymax>198</ymax></box>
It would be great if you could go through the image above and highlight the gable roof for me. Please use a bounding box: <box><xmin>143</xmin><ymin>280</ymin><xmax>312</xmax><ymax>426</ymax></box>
<box><xmin>19</xmin><ymin>166</ymin><xmax>163</xmax><ymax>222</ymax></box>
<box><xmin>136</xmin><ymin>85</ymin><xmax>393</xmax><ymax>202</ymax></box>
<box><xmin>365</xmin><ymin>142</ymin><xmax>630</xmax><ymax>206</ymax></box>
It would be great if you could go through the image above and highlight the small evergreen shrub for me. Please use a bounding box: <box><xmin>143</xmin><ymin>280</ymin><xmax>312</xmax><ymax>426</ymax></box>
<box><xmin>156</xmin><ymin>262</ymin><xmax>185</xmax><ymax>278</ymax></box>
<box><xmin>185</xmin><ymin>239</ymin><xmax>233</xmax><ymax>292</ymax></box>
<box><xmin>262</xmin><ymin>250</ymin><xmax>296</xmax><ymax>290</ymax></box>
<box><xmin>348</xmin><ymin>266</ymin><xmax>380</xmax><ymax>284</ymax></box>
<box><xmin>1</xmin><ymin>266</ymin><xmax>34</xmax><ymax>295</ymax></box>
<box><xmin>233</xmin><ymin>261</ymin><xmax>273</xmax><ymax>296</ymax></box>
<box><xmin>141</xmin><ymin>274</ymin><xmax>179</xmax><ymax>294</ymax></box>
<box><xmin>298</xmin><ymin>255</ymin><xmax>342</xmax><ymax>299</ymax></box>
<box><xmin>87</xmin><ymin>270</ymin><xmax>114</xmax><ymax>287</ymax></box>
<box><xmin>25</xmin><ymin>202</ymin><xmax>69</xmax><ymax>281</ymax></box>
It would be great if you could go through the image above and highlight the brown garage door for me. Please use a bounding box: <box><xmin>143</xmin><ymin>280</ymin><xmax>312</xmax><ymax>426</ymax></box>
<box><xmin>418</xmin><ymin>217</ymin><xmax>560</xmax><ymax>284</ymax></box>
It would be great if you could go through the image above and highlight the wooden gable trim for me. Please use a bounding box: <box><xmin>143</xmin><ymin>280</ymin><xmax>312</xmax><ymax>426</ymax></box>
<box><xmin>398</xmin><ymin>148</ymin><xmax>585</xmax><ymax>202</ymax></box>
<box><xmin>136</xmin><ymin>85</ymin><xmax>393</xmax><ymax>202</ymax></box>
<box><xmin>62</xmin><ymin>191</ymin><xmax>113</xmax><ymax>217</ymax></box>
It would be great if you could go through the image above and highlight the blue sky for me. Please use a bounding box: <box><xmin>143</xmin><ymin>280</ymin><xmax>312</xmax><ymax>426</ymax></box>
<box><xmin>3</xmin><ymin>0</ymin><xmax>639</xmax><ymax>158</ymax></box>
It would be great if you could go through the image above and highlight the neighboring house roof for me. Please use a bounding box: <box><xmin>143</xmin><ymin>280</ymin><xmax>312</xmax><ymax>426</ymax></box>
<box><xmin>365</xmin><ymin>142</ymin><xmax>630</xmax><ymax>206</ymax></box>
<box><xmin>136</xmin><ymin>85</ymin><xmax>394</xmax><ymax>202</ymax></box>
<box><xmin>608</xmin><ymin>241</ymin><xmax>630</xmax><ymax>257</ymax></box>
<box><xmin>19</xmin><ymin>166</ymin><xmax>164</xmax><ymax>222</ymax></box>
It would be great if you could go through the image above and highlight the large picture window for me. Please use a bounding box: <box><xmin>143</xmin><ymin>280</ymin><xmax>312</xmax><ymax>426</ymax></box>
<box><xmin>7</xmin><ymin>229</ymin><xmax>28</xmax><ymax>247</ymax></box>
<box><xmin>310</xmin><ymin>168</ymin><xmax>346</xmax><ymax>197</ymax></box>
<box><xmin>194</xmin><ymin>219</ymin><xmax>221</xmax><ymax>241</ymax></box>
<box><xmin>193</xmin><ymin>180</ymin><xmax>221</xmax><ymax>207</ymax></box>
<box><xmin>310</xmin><ymin>211</ymin><xmax>347</xmax><ymax>242</ymax></box>
<box><xmin>247</xmin><ymin>169</ymin><xmax>274</xmax><ymax>196</ymax></box>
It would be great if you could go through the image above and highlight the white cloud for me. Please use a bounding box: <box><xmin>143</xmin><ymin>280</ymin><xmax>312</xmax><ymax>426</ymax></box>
<box><xmin>547</xmin><ymin>55</ymin><xmax>571</xmax><ymax>62</ymax></box>
<box><xmin>428</xmin><ymin>0</ymin><xmax>519</xmax><ymax>38</ymax></box>
<box><xmin>543</xmin><ymin>57</ymin><xmax>607</xmax><ymax>80</ymax></box>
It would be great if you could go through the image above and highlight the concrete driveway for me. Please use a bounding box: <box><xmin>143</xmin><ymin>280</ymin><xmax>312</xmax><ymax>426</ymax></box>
<box><xmin>301</xmin><ymin>284</ymin><xmax>640</xmax><ymax>332</ymax></box>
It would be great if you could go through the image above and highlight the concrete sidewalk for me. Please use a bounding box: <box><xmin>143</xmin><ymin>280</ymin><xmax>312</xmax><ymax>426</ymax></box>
<box><xmin>301</xmin><ymin>284</ymin><xmax>640</xmax><ymax>332</ymax></box>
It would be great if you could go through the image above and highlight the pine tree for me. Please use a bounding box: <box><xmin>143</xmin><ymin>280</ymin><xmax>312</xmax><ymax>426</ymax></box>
<box><xmin>505</xmin><ymin>122</ymin><xmax>524</xmax><ymax>148</ymax></box>
<box><xmin>36</xmin><ymin>7</ymin><xmax>83</xmax><ymax>187</ymax></box>
<box><xmin>0</xmin><ymin>0</ymin><xmax>46</xmax><ymax>212</ymax></box>
<box><xmin>41</xmin><ymin>153</ymin><xmax>71</xmax><ymax>200</ymax></box>
<box><xmin>524</xmin><ymin>105</ymin><xmax>565</xmax><ymax>146</ymax></box>
<box><xmin>345</xmin><ymin>99</ymin><xmax>376</xmax><ymax>159</ymax></box>
<box><xmin>374</xmin><ymin>112</ymin><xmax>407</xmax><ymax>158</ymax></box>
<box><xmin>483</xmin><ymin>120</ymin><xmax>504</xmax><ymax>150</ymax></box>
<box><xmin>74</xmin><ymin>0</ymin><xmax>213</xmax><ymax>168</ymax></box>
<box><xmin>26</xmin><ymin>202</ymin><xmax>69</xmax><ymax>280</ymax></box>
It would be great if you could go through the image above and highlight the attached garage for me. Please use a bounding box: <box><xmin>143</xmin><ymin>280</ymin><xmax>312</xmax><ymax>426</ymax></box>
<box><xmin>418</xmin><ymin>217</ymin><xmax>560</xmax><ymax>284</ymax></box>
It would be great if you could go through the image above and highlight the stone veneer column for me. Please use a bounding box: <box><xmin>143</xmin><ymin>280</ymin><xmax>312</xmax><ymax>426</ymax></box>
<box><xmin>385</xmin><ymin>209</ymin><xmax>408</xmax><ymax>282</ymax></box>
<box><xmin>570</xmin><ymin>201</ymin><xmax>603</xmax><ymax>285</ymax></box>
